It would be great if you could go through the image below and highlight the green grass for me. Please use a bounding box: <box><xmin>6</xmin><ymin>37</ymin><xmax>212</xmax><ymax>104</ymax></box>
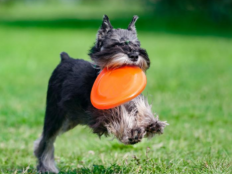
<box><xmin>0</xmin><ymin>25</ymin><xmax>232</xmax><ymax>173</ymax></box>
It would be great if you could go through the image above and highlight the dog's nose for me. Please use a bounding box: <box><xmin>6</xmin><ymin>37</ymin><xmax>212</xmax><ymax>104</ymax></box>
<box><xmin>129</xmin><ymin>52</ymin><xmax>139</xmax><ymax>62</ymax></box>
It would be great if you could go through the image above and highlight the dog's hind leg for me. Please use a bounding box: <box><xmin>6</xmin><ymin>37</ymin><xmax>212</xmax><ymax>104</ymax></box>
<box><xmin>34</xmin><ymin>134</ymin><xmax>58</xmax><ymax>173</ymax></box>
<box><xmin>34</xmin><ymin>92</ymin><xmax>66</xmax><ymax>173</ymax></box>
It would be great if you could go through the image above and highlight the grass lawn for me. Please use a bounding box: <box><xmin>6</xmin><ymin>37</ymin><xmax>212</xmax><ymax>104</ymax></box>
<box><xmin>0</xmin><ymin>25</ymin><xmax>232</xmax><ymax>173</ymax></box>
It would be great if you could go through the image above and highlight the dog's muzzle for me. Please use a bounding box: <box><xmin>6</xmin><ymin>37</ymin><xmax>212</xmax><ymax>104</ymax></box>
<box><xmin>128</xmin><ymin>52</ymin><xmax>139</xmax><ymax>62</ymax></box>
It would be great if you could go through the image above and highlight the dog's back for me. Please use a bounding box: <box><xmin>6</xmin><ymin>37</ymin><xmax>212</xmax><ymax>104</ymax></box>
<box><xmin>53</xmin><ymin>52</ymin><xmax>98</xmax><ymax>110</ymax></box>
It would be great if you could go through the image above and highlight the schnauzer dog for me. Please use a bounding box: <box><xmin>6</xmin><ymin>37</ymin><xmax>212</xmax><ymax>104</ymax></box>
<box><xmin>34</xmin><ymin>15</ymin><xmax>168</xmax><ymax>173</ymax></box>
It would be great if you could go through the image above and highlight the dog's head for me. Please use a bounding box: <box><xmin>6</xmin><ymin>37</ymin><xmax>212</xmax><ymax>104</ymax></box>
<box><xmin>89</xmin><ymin>15</ymin><xmax>150</xmax><ymax>71</ymax></box>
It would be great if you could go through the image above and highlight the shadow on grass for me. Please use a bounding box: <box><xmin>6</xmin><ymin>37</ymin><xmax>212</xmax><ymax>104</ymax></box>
<box><xmin>59</xmin><ymin>164</ymin><xmax>128</xmax><ymax>174</ymax></box>
<box><xmin>111</xmin><ymin>143</ymin><xmax>136</xmax><ymax>150</ymax></box>
<box><xmin>0</xmin><ymin>164</ymin><xmax>128</xmax><ymax>174</ymax></box>
<box><xmin>0</xmin><ymin>16</ymin><xmax>232</xmax><ymax>38</ymax></box>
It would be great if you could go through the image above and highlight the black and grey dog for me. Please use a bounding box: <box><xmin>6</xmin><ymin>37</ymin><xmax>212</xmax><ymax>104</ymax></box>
<box><xmin>34</xmin><ymin>15</ymin><xmax>168</xmax><ymax>173</ymax></box>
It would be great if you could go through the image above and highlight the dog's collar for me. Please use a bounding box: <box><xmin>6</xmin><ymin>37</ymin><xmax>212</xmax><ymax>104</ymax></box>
<box><xmin>93</xmin><ymin>64</ymin><xmax>100</xmax><ymax>69</ymax></box>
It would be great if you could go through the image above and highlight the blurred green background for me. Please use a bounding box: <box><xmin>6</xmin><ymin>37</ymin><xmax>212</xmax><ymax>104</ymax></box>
<box><xmin>0</xmin><ymin>0</ymin><xmax>232</xmax><ymax>173</ymax></box>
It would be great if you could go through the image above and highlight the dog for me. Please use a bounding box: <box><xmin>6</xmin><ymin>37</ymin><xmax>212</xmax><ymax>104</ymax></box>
<box><xmin>34</xmin><ymin>15</ymin><xmax>168</xmax><ymax>173</ymax></box>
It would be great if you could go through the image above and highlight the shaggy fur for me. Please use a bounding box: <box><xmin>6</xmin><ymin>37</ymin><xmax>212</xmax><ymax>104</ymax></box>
<box><xmin>34</xmin><ymin>15</ymin><xmax>168</xmax><ymax>173</ymax></box>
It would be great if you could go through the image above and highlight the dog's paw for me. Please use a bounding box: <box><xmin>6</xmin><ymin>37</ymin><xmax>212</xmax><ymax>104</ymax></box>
<box><xmin>146</xmin><ymin>120</ymin><xmax>168</xmax><ymax>135</ymax></box>
<box><xmin>37</xmin><ymin>162</ymin><xmax>59</xmax><ymax>174</ymax></box>
<box><xmin>37</xmin><ymin>165</ymin><xmax>59</xmax><ymax>174</ymax></box>
<box><xmin>128</xmin><ymin>127</ymin><xmax>145</xmax><ymax>144</ymax></box>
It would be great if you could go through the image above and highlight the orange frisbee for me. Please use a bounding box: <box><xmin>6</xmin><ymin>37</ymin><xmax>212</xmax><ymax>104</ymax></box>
<box><xmin>91</xmin><ymin>66</ymin><xmax>147</xmax><ymax>109</ymax></box>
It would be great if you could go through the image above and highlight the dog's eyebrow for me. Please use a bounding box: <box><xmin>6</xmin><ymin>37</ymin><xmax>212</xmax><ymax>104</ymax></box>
<box><xmin>103</xmin><ymin>39</ymin><xmax>119</xmax><ymax>47</ymax></box>
<box><xmin>105</xmin><ymin>41</ymin><xmax>122</xmax><ymax>48</ymax></box>
<box><xmin>111</xmin><ymin>39</ymin><xmax>119</xmax><ymax>42</ymax></box>
<box><xmin>129</xmin><ymin>42</ymin><xmax>138</xmax><ymax>46</ymax></box>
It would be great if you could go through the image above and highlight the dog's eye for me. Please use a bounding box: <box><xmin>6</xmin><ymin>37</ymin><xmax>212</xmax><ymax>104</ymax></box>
<box><xmin>125</xmin><ymin>41</ymin><xmax>130</xmax><ymax>45</ymax></box>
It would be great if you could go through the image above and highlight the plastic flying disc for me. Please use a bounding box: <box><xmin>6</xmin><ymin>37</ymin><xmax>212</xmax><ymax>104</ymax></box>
<box><xmin>91</xmin><ymin>66</ymin><xmax>147</xmax><ymax>109</ymax></box>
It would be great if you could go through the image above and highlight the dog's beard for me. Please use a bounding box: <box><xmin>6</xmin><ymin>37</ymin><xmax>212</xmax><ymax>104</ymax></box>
<box><xmin>103</xmin><ymin>53</ymin><xmax>148</xmax><ymax>71</ymax></box>
<box><xmin>90</xmin><ymin>47</ymin><xmax>150</xmax><ymax>71</ymax></box>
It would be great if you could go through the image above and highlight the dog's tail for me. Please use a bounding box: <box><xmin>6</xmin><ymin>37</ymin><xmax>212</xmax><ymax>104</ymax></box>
<box><xmin>60</xmin><ymin>52</ymin><xmax>70</xmax><ymax>61</ymax></box>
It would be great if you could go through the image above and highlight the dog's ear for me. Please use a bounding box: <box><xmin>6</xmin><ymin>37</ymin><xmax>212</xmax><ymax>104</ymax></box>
<box><xmin>100</xmin><ymin>15</ymin><xmax>113</xmax><ymax>32</ymax></box>
<box><xmin>96</xmin><ymin>15</ymin><xmax>113</xmax><ymax>49</ymax></box>
<box><xmin>128</xmin><ymin>15</ymin><xmax>139</xmax><ymax>32</ymax></box>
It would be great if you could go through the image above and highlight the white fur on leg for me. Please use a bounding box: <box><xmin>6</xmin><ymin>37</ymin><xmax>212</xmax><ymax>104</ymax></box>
<box><xmin>133</xmin><ymin>95</ymin><xmax>168</xmax><ymax>137</ymax></box>
<box><xmin>34</xmin><ymin>136</ymin><xmax>59</xmax><ymax>173</ymax></box>
<box><xmin>105</xmin><ymin>105</ymin><xmax>137</xmax><ymax>144</ymax></box>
